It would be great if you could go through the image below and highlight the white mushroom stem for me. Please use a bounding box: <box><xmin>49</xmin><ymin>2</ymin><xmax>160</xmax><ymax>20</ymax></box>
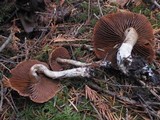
<box><xmin>56</xmin><ymin>57</ymin><xmax>111</xmax><ymax>68</ymax></box>
<box><xmin>117</xmin><ymin>27</ymin><xmax>138</xmax><ymax>74</ymax></box>
<box><xmin>30</xmin><ymin>64</ymin><xmax>91</xmax><ymax>80</ymax></box>
<box><xmin>56</xmin><ymin>57</ymin><xmax>92</xmax><ymax>67</ymax></box>
<box><xmin>152</xmin><ymin>0</ymin><xmax>160</xmax><ymax>9</ymax></box>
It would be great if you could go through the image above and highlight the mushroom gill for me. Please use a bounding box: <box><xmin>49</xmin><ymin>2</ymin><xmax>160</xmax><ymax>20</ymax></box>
<box><xmin>8</xmin><ymin>60</ymin><xmax>61</xmax><ymax>103</ymax></box>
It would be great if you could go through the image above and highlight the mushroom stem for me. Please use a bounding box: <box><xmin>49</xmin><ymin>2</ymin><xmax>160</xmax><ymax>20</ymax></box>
<box><xmin>56</xmin><ymin>57</ymin><xmax>111</xmax><ymax>68</ymax></box>
<box><xmin>30</xmin><ymin>64</ymin><xmax>91</xmax><ymax>79</ymax></box>
<box><xmin>152</xmin><ymin>0</ymin><xmax>160</xmax><ymax>9</ymax></box>
<box><xmin>56</xmin><ymin>57</ymin><xmax>92</xmax><ymax>67</ymax></box>
<box><xmin>117</xmin><ymin>27</ymin><xmax>138</xmax><ymax>74</ymax></box>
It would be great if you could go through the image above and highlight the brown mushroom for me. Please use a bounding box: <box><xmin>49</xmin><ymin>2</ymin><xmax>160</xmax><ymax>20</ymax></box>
<box><xmin>7</xmin><ymin>60</ymin><xmax>61</xmax><ymax>103</ymax></box>
<box><xmin>49</xmin><ymin>47</ymin><xmax>71</xmax><ymax>71</ymax></box>
<box><xmin>7</xmin><ymin>59</ymin><xmax>91</xmax><ymax>103</ymax></box>
<box><xmin>49</xmin><ymin>47</ymin><xmax>96</xmax><ymax>67</ymax></box>
<box><xmin>93</xmin><ymin>12</ymin><xmax>155</xmax><ymax>64</ymax></box>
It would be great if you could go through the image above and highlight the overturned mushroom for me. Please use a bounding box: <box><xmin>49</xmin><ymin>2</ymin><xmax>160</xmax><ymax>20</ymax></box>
<box><xmin>49</xmin><ymin>47</ymin><xmax>71</xmax><ymax>71</ymax></box>
<box><xmin>49</xmin><ymin>47</ymin><xmax>95</xmax><ymax>67</ymax></box>
<box><xmin>6</xmin><ymin>59</ymin><xmax>92</xmax><ymax>103</ymax></box>
<box><xmin>7</xmin><ymin>60</ymin><xmax>61</xmax><ymax>103</ymax></box>
<box><xmin>93</xmin><ymin>12</ymin><xmax>155</xmax><ymax>74</ymax></box>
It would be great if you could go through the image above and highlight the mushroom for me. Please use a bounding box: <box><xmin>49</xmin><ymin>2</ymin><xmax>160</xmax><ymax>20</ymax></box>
<box><xmin>49</xmin><ymin>47</ymin><xmax>96</xmax><ymax>67</ymax></box>
<box><xmin>49</xmin><ymin>47</ymin><xmax>71</xmax><ymax>71</ymax></box>
<box><xmin>7</xmin><ymin>59</ymin><xmax>92</xmax><ymax>103</ymax></box>
<box><xmin>93</xmin><ymin>12</ymin><xmax>155</xmax><ymax>74</ymax></box>
<box><xmin>7</xmin><ymin>60</ymin><xmax>61</xmax><ymax>103</ymax></box>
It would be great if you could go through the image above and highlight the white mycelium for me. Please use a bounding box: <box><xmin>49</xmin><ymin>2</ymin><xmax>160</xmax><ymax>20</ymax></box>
<box><xmin>117</xmin><ymin>27</ymin><xmax>138</xmax><ymax>74</ymax></box>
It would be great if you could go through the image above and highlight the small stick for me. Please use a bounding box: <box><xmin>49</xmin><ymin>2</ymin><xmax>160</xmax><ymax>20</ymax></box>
<box><xmin>0</xmin><ymin>63</ymin><xmax>11</xmax><ymax>73</ymax></box>
<box><xmin>87</xmin><ymin>0</ymin><xmax>91</xmax><ymax>21</ymax></box>
<box><xmin>4</xmin><ymin>95</ymin><xmax>19</xmax><ymax>114</ymax></box>
<box><xmin>139</xmin><ymin>80</ymin><xmax>160</xmax><ymax>101</ymax></box>
<box><xmin>138</xmin><ymin>94</ymin><xmax>160</xmax><ymax>119</ymax></box>
<box><xmin>87</xmin><ymin>82</ymin><xmax>138</xmax><ymax>105</ymax></box>
<box><xmin>93</xmin><ymin>13</ymin><xmax>100</xmax><ymax>19</ymax></box>
<box><xmin>90</xmin><ymin>102</ymin><xmax>103</xmax><ymax>120</ymax></box>
<box><xmin>0</xmin><ymin>33</ymin><xmax>13</xmax><ymax>52</ymax></box>
<box><xmin>97</xmin><ymin>0</ymin><xmax>103</xmax><ymax>16</ymax></box>
<box><xmin>125</xmin><ymin>108</ymin><xmax>129</xmax><ymax>120</ymax></box>
<box><xmin>0</xmin><ymin>80</ymin><xmax>4</xmax><ymax>112</ymax></box>
<box><xmin>68</xmin><ymin>99</ymin><xmax>79</xmax><ymax>112</ymax></box>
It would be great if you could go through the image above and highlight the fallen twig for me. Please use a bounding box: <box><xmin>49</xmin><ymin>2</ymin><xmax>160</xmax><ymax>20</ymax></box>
<box><xmin>87</xmin><ymin>81</ymin><xmax>160</xmax><ymax>119</ymax></box>
<box><xmin>90</xmin><ymin>102</ymin><xmax>103</xmax><ymax>120</ymax></box>
<box><xmin>4</xmin><ymin>95</ymin><xmax>19</xmax><ymax>115</ymax></box>
<box><xmin>68</xmin><ymin>99</ymin><xmax>79</xmax><ymax>112</ymax></box>
<box><xmin>97</xmin><ymin>0</ymin><xmax>103</xmax><ymax>16</ymax></box>
<box><xmin>139</xmin><ymin>80</ymin><xmax>160</xmax><ymax>101</ymax></box>
<box><xmin>87</xmin><ymin>82</ymin><xmax>138</xmax><ymax>105</ymax></box>
<box><xmin>0</xmin><ymin>78</ymin><xmax>4</xmax><ymax>112</ymax></box>
<box><xmin>0</xmin><ymin>33</ymin><xmax>13</xmax><ymax>52</ymax></box>
<box><xmin>138</xmin><ymin>94</ymin><xmax>160</xmax><ymax>119</ymax></box>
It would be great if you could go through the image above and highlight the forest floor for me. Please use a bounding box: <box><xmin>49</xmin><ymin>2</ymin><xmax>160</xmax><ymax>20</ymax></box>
<box><xmin>1</xmin><ymin>0</ymin><xmax>160</xmax><ymax>120</ymax></box>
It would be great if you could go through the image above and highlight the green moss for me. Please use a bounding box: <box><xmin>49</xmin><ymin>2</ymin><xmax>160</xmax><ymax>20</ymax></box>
<box><xmin>53</xmin><ymin>106</ymin><xmax>81</xmax><ymax>120</ymax></box>
<box><xmin>131</xmin><ymin>5</ymin><xmax>160</xmax><ymax>28</ymax></box>
<box><xmin>81</xmin><ymin>1</ymin><xmax>88</xmax><ymax>10</ymax></box>
<box><xmin>131</xmin><ymin>5</ymin><xmax>150</xmax><ymax>16</ymax></box>
<box><xmin>35</xmin><ymin>45</ymin><xmax>51</xmax><ymax>62</ymax></box>
<box><xmin>14</xmin><ymin>87</ymin><xmax>96</xmax><ymax>120</ymax></box>
<box><xmin>90</xmin><ymin>18</ymin><xmax>97</xmax><ymax>27</ymax></box>
<box><xmin>132</xmin><ymin>5</ymin><xmax>151</xmax><ymax>16</ymax></box>
<box><xmin>73</xmin><ymin>47</ymin><xmax>86</xmax><ymax>59</ymax></box>
<box><xmin>91</xmin><ymin>5</ymin><xmax>100</xmax><ymax>15</ymax></box>
<box><xmin>17</xmin><ymin>104</ymin><xmax>43</xmax><ymax>120</ymax></box>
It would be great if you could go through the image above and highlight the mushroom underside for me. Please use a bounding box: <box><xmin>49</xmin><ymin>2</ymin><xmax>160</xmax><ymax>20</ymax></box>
<box><xmin>9</xmin><ymin>60</ymin><xmax>61</xmax><ymax>103</ymax></box>
<box><xmin>93</xmin><ymin>12</ymin><xmax>155</xmax><ymax>63</ymax></box>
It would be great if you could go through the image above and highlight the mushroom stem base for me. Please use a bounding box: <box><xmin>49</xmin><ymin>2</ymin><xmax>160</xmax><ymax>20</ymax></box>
<box><xmin>117</xmin><ymin>27</ymin><xmax>138</xmax><ymax>74</ymax></box>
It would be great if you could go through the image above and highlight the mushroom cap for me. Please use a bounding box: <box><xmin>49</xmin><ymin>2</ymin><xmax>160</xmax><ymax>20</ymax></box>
<box><xmin>9</xmin><ymin>60</ymin><xmax>61</xmax><ymax>103</ymax></box>
<box><xmin>49</xmin><ymin>47</ymin><xmax>71</xmax><ymax>71</ymax></box>
<box><xmin>93</xmin><ymin>12</ymin><xmax>155</xmax><ymax>64</ymax></box>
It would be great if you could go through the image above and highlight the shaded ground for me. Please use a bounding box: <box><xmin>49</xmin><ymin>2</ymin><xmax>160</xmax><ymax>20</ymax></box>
<box><xmin>1</xmin><ymin>0</ymin><xmax>160</xmax><ymax>120</ymax></box>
